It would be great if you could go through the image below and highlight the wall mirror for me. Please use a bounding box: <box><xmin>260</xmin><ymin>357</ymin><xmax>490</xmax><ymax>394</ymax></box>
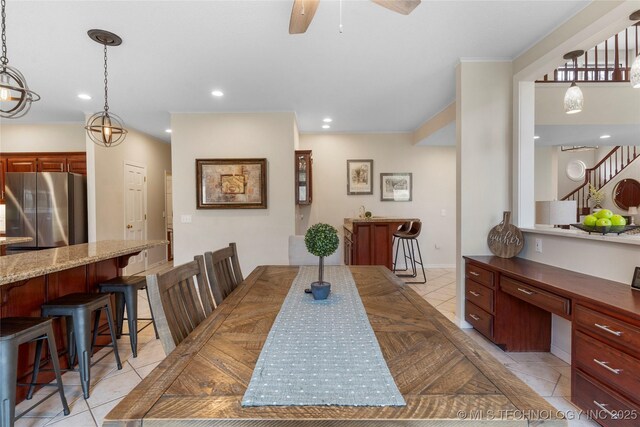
<box><xmin>612</xmin><ymin>178</ymin><xmax>640</xmax><ymax>210</ymax></box>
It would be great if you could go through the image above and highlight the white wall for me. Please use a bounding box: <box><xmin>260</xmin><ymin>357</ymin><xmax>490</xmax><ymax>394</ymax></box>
<box><xmin>299</xmin><ymin>133</ymin><xmax>456</xmax><ymax>267</ymax></box>
<box><xmin>0</xmin><ymin>123</ymin><xmax>85</xmax><ymax>152</ymax></box>
<box><xmin>556</xmin><ymin>149</ymin><xmax>596</xmax><ymax>199</ymax></box>
<box><xmin>92</xmin><ymin>128</ymin><xmax>171</xmax><ymax>266</ymax></box>
<box><xmin>170</xmin><ymin>112</ymin><xmax>296</xmax><ymax>274</ymax></box>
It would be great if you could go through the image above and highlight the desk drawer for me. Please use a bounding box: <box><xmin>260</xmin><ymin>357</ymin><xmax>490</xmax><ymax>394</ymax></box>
<box><xmin>575</xmin><ymin>305</ymin><xmax>640</xmax><ymax>353</ymax></box>
<box><xmin>465</xmin><ymin>278</ymin><xmax>493</xmax><ymax>313</ymax></box>
<box><xmin>465</xmin><ymin>301</ymin><xmax>493</xmax><ymax>340</ymax></box>
<box><xmin>573</xmin><ymin>370</ymin><xmax>640</xmax><ymax>427</ymax></box>
<box><xmin>465</xmin><ymin>263</ymin><xmax>494</xmax><ymax>288</ymax></box>
<box><xmin>574</xmin><ymin>331</ymin><xmax>640</xmax><ymax>404</ymax></box>
<box><xmin>500</xmin><ymin>276</ymin><xmax>570</xmax><ymax>317</ymax></box>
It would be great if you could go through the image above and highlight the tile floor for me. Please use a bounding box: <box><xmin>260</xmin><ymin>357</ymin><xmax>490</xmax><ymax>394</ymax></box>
<box><xmin>16</xmin><ymin>265</ymin><xmax>598</xmax><ymax>426</ymax></box>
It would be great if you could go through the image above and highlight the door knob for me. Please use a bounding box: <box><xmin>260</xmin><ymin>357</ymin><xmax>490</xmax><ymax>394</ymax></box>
<box><xmin>127</xmin><ymin>224</ymin><xmax>133</xmax><ymax>229</ymax></box>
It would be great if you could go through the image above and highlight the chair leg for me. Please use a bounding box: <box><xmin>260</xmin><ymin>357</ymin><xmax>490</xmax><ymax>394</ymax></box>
<box><xmin>123</xmin><ymin>287</ymin><xmax>139</xmax><ymax>357</ymax></box>
<box><xmin>144</xmin><ymin>286</ymin><xmax>160</xmax><ymax>339</ymax></box>
<box><xmin>26</xmin><ymin>337</ymin><xmax>45</xmax><ymax>400</ymax></box>
<box><xmin>90</xmin><ymin>309</ymin><xmax>101</xmax><ymax>357</ymax></box>
<box><xmin>73</xmin><ymin>309</ymin><xmax>92</xmax><ymax>399</ymax></box>
<box><xmin>0</xmin><ymin>341</ymin><xmax>18</xmax><ymax>427</ymax></box>
<box><xmin>45</xmin><ymin>325</ymin><xmax>69</xmax><ymax>416</ymax></box>
<box><xmin>104</xmin><ymin>302</ymin><xmax>122</xmax><ymax>370</ymax></box>
<box><xmin>404</xmin><ymin>240</ymin><xmax>427</xmax><ymax>284</ymax></box>
<box><xmin>114</xmin><ymin>292</ymin><xmax>125</xmax><ymax>338</ymax></box>
<box><xmin>65</xmin><ymin>316</ymin><xmax>76</xmax><ymax>368</ymax></box>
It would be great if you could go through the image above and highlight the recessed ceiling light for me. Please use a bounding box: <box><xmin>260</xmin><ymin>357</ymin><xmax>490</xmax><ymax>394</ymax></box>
<box><xmin>165</xmin><ymin>129</ymin><xmax>172</xmax><ymax>133</ymax></box>
<box><xmin>211</xmin><ymin>90</ymin><xmax>224</xmax><ymax>97</ymax></box>
<box><xmin>322</xmin><ymin>124</ymin><xmax>330</xmax><ymax>129</ymax></box>
<box><xmin>533</xmin><ymin>135</ymin><xmax>540</xmax><ymax>140</ymax></box>
<box><xmin>323</xmin><ymin>117</ymin><xmax>332</xmax><ymax>123</ymax></box>
<box><xmin>600</xmin><ymin>134</ymin><xmax>611</xmax><ymax>139</ymax></box>
<box><xmin>77</xmin><ymin>93</ymin><xmax>92</xmax><ymax>100</ymax></box>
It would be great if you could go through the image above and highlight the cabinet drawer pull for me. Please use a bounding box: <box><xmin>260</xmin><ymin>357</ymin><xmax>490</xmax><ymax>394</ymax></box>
<box><xmin>469</xmin><ymin>314</ymin><xmax>480</xmax><ymax>321</ymax></box>
<box><xmin>469</xmin><ymin>271</ymin><xmax>480</xmax><ymax>276</ymax></box>
<box><xmin>593</xmin><ymin>401</ymin><xmax>619</xmax><ymax>419</ymax></box>
<box><xmin>469</xmin><ymin>291</ymin><xmax>481</xmax><ymax>297</ymax></box>
<box><xmin>593</xmin><ymin>359</ymin><xmax>622</xmax><ymax>375</ymax></box>
<box><xmin>594</xmin><ymin>323</ymin><xmax>623</xmax><ymax>336</ymax></box>
<box><xmin>517</xmin><ymin>287</ymin><xmax>535</xmax><ymax>296</ymax></box>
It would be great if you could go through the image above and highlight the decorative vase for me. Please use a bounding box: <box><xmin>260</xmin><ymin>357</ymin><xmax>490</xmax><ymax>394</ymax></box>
<box><xmin>310</xmin><ymin>256</ymin><xmax>331</xmax><ymax>300</ymax></box>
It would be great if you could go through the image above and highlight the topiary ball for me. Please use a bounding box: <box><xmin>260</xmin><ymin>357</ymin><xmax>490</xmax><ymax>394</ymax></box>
<box><xmin>304</xmin><ymin>223</ymin><xmax>339</xmax><ymax>257</ymax></box>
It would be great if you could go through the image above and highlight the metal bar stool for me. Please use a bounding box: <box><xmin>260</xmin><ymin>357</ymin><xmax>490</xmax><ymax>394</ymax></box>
<box><xmin>392</xmin><ymin>221</ymin><xmax>426</xmax><ymax>284</ymax></box>
<box><xmin>97</xmin><ymin>276</ymin><xmax>159</xmax><ymax>358</ymax></box>
<box><xmin>40</xmin><ymin>293</ymin><xmax>122</xmax><ymax>399</ymax></box>
<box><xmin>1</xmin><ymin>317</ymin><xmax>69</xmax><ymax>427</ymax></box>
<box><xmin>391</xmin><ymin>221</ymin><xmax>412</xmax><ymax>272</ymax></box>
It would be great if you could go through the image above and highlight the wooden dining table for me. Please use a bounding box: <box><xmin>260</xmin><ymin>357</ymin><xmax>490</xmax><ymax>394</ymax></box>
<box><xmin>104</xmin><ymin>265</ymin><xmax>565</xmax><ymax>426</ymax></box>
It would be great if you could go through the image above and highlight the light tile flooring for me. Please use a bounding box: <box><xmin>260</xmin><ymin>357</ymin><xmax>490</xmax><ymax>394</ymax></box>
<box><xmin>17</xmin><ymin>266</ymin><xmax>597</xmax><ymax>426</ymax></box>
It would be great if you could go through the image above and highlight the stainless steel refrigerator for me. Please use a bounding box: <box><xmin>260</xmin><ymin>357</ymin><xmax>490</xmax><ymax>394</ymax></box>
<box><xmin>5</xmin><ymin>172</ymin><xmax>87</xmax><ymax>251</ymax></box>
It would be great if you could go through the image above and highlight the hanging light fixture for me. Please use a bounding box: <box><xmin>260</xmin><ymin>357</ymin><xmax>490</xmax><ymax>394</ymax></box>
<box><xmin>629</xmin><ymin>10</ymin><xmax>640</xmax><ymax>88</ymax></box>
<box><xmin>0</xmin><ymin>0</ymin><xmax>40</xmax><ymax>119</ymax></box>
<box><xmin>563</xmin><ymin>50</ymin><xmax>584</xmax><ymax>115</ymax></box>
<box><xmin>85</xmin><ymin>29</ymin><xmax>127</xmax><ymax>148</ymax></box>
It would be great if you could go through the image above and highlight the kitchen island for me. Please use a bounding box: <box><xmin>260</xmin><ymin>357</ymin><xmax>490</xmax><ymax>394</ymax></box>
<box><xmin>0</xmin><ymin>236</ymin><xmax>33</xmax><ymax>256</ymax></box>
<box><xmin>0</xmin><ymin>239</ymin><xmax>166</xmax><ymax>402</ymax></box>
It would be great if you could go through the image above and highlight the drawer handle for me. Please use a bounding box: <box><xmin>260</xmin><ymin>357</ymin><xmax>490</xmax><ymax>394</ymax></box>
<box><xmin>469</xmin><ymin>291</ymin><xmax>481</xmax><ymax>297</ymax></box>
<box><xmin>469</xmin><ymin>314</ymin><xmax>480</xmax><ymax>321</ymax></box>
<box><xmin>593</xmin><ymin>359</ymin><xmax>622</xmax><ymax>375</ymax></box>
<box><xmin>469</xmin><ymin>271</ymin><xmax>480</xmax><ymax>277</ymax></box>
<box><xmin>593</xmin><ymin>401</ymin><xmax>619</xmax><ymax>419</ymax></box>
<box><xmin>517</xmin><ymin>287</ymin><xmax>535</xmax><ymax>296</ymax></box>
<box><xmin>594</xmin><ymin>323</ymin><xmax>623</xmax><ymax>337</ymax></box>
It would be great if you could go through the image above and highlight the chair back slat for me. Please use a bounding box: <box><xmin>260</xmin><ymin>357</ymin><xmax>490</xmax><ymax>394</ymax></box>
<box><xmin>146</xmin><ymin>255</ymin><xmax>210</xmax><ymax>355</ymax></box>
<box><xmin>204</xmin><ymin>242</ymin><xmax>244</xmax><ymax>306</ymax></box>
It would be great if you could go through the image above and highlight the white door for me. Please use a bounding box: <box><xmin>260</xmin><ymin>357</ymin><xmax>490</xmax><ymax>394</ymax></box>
<box><xmin>124</xmin><ymin>162</ymin><xmax>147</xmax><ymax>275</ymax></box>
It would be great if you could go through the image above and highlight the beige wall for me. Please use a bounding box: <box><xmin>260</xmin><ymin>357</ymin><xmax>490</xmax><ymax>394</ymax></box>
<box><xmin>93</xmin><ymin>128</ymin><xmax>171</xmax><ymax>266</ymax></box>
<box><xmin>0</xmin><ymin>123</ymin><xmax>85</xmax><ymax>152</ymax></box>
<box><xmin>170</xmin><ymin>112</ymin><xmax>296</xmax><ymax>274</ymax></box>
<box><xmin>534</xmin><ymin>146</ymin><xmax>558</xmax><ymax>202</ymax></box>
<box><xmin>299</xmin><ymin>133</ymin><xmax>456</xmax><ymax>267</ymax></box>
<box><xmin>556</xmin><ymin>148</ymin><xmax>595</xmax><ymax>199</ymax></box>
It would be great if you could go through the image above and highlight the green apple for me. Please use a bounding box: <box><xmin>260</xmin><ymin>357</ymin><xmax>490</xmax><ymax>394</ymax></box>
<box><xmin>610</xmin><ymin>214</ymin><xmax>627</xmax><ymax>226</ymax></box>
<box><xmin>596</xmin><ymin>218</ymin><xmax>612</xmax><ymax>227</ymax></box>
<box><xmin>583</xmin><ymin>215</ymin><xmax>597</xmax><ymax>226</ymax></box>
<box><xmin>595</xmin><ymin>209</ymin><xmax>613</xmax><ymax>219</ymax></box>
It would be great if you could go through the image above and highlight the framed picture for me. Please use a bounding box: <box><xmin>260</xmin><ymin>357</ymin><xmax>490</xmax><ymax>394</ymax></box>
<box><xmin>380</xmin><ymin>173</ymin><xmax>412</xmax><ymax>202</ymax></box>
<box><xmin>347</xmin><ymin>159</ymin><xmax>373</xmax><ymax>195</ymax></box>
<box><xmin>632</xmin><ymin>267</ymin><xmax>640</xmax><ymax>291</ymax></box>
<box><xmin>196</xmin><ymin>158</ymin><xmax>267</xmax><ymax>209</ymax></box>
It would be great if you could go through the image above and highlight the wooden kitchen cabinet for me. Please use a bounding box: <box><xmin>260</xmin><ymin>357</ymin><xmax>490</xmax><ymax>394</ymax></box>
<box><xmin>6</xmin><ymin>157</ymin><xmax>38</xmax><ymax>172</ymax></box>
<box><xmin>37</xmin><ymin>156</ymin><xmax>67</xmax><ymax>172</ymax></box>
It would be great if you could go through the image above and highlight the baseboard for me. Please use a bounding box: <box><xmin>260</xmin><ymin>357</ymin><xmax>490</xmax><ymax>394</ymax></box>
<box><xmin>458</xmin><ymin>319</ymin><xmax>474</xmax><ymax>329</ymax></box>
<box><xmin>426</xmin><ymin>263</ymin><xmax>456</xmax><ymax>269</ymax></box>
<box><xmin>550</xmin><ymin>344</ymin><xmax>571</xmax><ymax>364</ymax></box>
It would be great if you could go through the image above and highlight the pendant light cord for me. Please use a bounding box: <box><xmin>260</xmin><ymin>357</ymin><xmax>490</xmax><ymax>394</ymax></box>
<box><xmin>1</xmin><ymin>0</ymin><xmax>8</xmax><ymax>66</ymax></box>
<box><xmin>103</xmin><ymin>43</ymin><xmax>109</xmax><ymax>111</ymax></box>
<box><xmin>339</xmin><ymin>0</ymin><xmax>343</xmax><ymax>33</ymax></box>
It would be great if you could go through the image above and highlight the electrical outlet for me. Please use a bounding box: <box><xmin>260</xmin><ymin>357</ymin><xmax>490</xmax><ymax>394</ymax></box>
<box><xmin>535</xmin><ymin>238</ymin><xmax>542</xmax><ymax>253</ymax></box>
<box><xmin>441</xmin><ymin>209</ymin><xmax>447</xmax><ymax>216</ymax></box>
<box><xmin>180</xmin><ymin>214</ymin><xmax>192</xmax><ymax>224</ymax></box>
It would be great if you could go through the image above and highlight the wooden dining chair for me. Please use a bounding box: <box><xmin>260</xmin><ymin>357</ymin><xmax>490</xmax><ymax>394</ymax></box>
<box><xmin>204</xmin><ymin>242</ymin><xmax>244</xmax><ymax>307</ymax></box>
<box><xmin>145</xmin><ymin>255</ymin><xmax>215</xmax><ymax>355</ymax></box>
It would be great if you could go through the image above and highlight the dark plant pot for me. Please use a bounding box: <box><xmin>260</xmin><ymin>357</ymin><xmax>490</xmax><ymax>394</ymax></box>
<box><xmin>310</xmin><ymin>281</ymin><xmax>331</xmax><ymax>300</ymax></box>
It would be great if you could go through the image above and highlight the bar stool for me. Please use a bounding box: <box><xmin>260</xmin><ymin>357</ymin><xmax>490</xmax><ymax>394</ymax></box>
<box><xmin>391</xmin><ymin>221</ymin><xmax>412</xmax><ymax>272</ymax></box>
<box><xmin>1</xmin><ymin>317</ymin><xmax>69</xmax><ymax>427</ymax></box>
<box><xmin>392</xmin><ymin>221</ymin><xmax>426</xmax><ymax>284</ymax></box>
<box><xmin>40</xmin><ymin>294</ymin><xmax>122</xmax><ymax>399</ymax></box>
<box><xmin>98</xmin><ymin>276</ymin><xmax>158</xmax><ymax>358</ymax></box>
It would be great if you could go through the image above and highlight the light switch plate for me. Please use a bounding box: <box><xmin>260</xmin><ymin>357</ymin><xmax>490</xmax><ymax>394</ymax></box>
<box><xmin>180</xmin><ymin>214</ymin><xmax>192</xmax><ymax>224</ymax></box>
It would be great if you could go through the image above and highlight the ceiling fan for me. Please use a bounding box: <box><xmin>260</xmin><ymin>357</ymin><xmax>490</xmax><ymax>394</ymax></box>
<box><xmin>289</xmin><ymin>0</ymin><xmax>421</xmax><ymax>34</ymax></box>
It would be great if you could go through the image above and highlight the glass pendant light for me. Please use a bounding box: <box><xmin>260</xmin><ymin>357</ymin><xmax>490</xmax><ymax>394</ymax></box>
<box><xmin>85</xmin><ymin>29</ymin><xmax>127</xmax><ymax>148</ymax></box>
<box><xmin>630</xmin><ymin>10</ymin><xmax>640</xmax><ymax>88</ymax></box>
<box><xmin>0</xmin><ymin>0</ymin><xmax>40</xmax><ymax>118</ymax></box>
<box><xmin>563</xmin><ymin>50</ymin><xmax>584</xmax><ymax>115</ymax></box>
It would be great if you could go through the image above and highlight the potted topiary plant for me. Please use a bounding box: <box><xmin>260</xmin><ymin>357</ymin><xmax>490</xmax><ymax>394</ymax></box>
<box><xmin>304</xmin><ymin>223</ymin><xmax>340</xmax><ymax>300</ymax></box>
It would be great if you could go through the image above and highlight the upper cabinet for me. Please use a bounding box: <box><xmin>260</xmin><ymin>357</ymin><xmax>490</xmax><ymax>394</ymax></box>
<box><xmin>6</xmin><ymin>157</ymin><xmax>37</xmax><ymax>172</ymax></box>
<box><xmin>295</xmin><ymin>150</ymin><xmax>312</xmax><ymax>205</ymax></box>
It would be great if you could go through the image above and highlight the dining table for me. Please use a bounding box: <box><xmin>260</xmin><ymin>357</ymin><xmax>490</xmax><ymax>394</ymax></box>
<box><xmin>104</xmin><ymin>265</ymin><xmax>565</xmax><ymax>426</ymax></box>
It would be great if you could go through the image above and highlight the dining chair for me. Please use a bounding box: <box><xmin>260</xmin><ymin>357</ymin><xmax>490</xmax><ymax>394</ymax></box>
<box><xmin>145</xmin><ymin>255</ymin><xmax>214</xmax><ymax>355</ymax></box>
<box><xmin>204</xmin><ymin>242</ymin><xmax>244</xmax><ymax>307</ymax></box>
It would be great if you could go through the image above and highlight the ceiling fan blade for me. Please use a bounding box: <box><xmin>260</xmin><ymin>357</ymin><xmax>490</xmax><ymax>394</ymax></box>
<box><xmin>371</xmin><ymin>0</ymin><xmax>421</xmax><ymax>15</ymax></box>
<box><xmin>289</xmin><ymin>0</ymin><xmax>320</xmax><ymax>34</ymax></box>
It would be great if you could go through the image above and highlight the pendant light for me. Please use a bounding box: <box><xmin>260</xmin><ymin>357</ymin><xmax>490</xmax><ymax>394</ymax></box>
<box><xmin>630</xmin><ymin>10</ymin><xmax>640</xmax><ymax>88</ymax></box>
<box><xmin>85</xmin><ymin>29</ymin><xmax>127</xmax><ymax>148</ymax></box>
<box><xmin>0</xmin><ymin>0</ymin><xmax>40</xmax><ymax>119</ymax></box>
<box><xmin>563</xmin><ymin>50</ymin><xmax>584</xmax><ymax>115</ymax></box>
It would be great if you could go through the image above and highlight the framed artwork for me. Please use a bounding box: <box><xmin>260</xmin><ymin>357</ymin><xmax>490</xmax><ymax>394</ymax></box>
<box><xmin>347</xmin><ymin>159</ymin><xmax>373</xmax><ymax>195</ymax></box>
<box><xmin>380</xmin><ymin>173</ymin><xmax>412</xmax><ymax>202</ymax></box>
<box><xmin>196</xmin><ymin>158</ymin><xmax>267</xmax><ymax>209</ymax></box>
<box><xmin>632</xmin><ymin>267</ymin><xmax>640</xmax><ymax>291</ymax></box>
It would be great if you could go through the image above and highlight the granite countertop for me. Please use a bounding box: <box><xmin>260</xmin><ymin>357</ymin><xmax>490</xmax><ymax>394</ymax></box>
<box><xmin>0</xmin><ymin>240</ymin><xmax>167</xmax><ymax>286</ymax></box>
<box><xmin>343</xmin><ymin>217</ymin><xmax>421</xmax><ymax>233</ymax></box>
<box><xmin>0</xmin><ymin>236</ymin><xmax>33</xmax><ymax>246</ymax></box>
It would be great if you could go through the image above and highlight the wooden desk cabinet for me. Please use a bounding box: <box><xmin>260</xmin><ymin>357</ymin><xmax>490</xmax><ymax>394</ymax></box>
<box><xmin>343</xmin><ymin>219</ymin><xmax>416</xmax><ymax>269</ymax></box>
<box><xmin>464</xmin><ymin>256</ymin><xmax>640</xmax><ymax>427</ymax></box>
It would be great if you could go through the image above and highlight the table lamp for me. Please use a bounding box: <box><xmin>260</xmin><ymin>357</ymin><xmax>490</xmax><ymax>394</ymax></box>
<box><xmin>629</xmin><ymin>206</ymin><xmax>638</xmax><ymax>225</ymax></box>
<box><xmin>536</xmin><ymin>200</ymin><xmax>578</xmax><ymax>227</ymax></box>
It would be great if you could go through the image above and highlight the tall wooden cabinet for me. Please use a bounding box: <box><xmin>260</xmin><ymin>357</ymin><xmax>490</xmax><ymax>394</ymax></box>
<box><xmin>295</xmin><ymin>150</ymin><xmax>312</xmax><ymax>205</ymax></box>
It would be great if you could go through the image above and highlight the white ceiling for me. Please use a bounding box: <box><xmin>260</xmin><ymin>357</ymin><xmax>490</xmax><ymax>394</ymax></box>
<box><xmin>2</xmin><ymin>0</ymin><xmax>589</xmax><ymax>142</ymax></box>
